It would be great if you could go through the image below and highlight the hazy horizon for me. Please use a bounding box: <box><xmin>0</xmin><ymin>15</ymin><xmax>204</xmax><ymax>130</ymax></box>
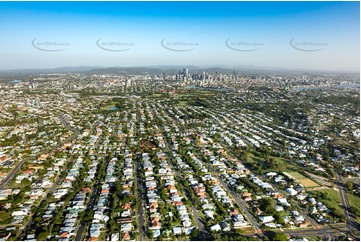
<box><xmin>0</xmin><ymin>64</ymin><xmax>360</xmax><ymax>75</ymax></box>
<box><xmin>0</xmin><ymin>1</ymin><xmax>359</xmax><ymax>72</ymax></box>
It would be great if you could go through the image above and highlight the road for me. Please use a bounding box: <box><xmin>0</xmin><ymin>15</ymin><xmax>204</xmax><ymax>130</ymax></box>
<box><xmin>17</xmin><ymin>119</ymin><xmax>92</xmax><ymax>240</ymax></box>
<box><xmin>187</xmin><ymin>143</ymin><xmax>264</xmax><ymax>236</ymax></box>
<box><xmin>243</xmin><ymin>223</ymin><xmax>358</xmax><ymax>240</ymax></box>
<box><xmin>216</xmin><ymin>174</ymin><xmax>264</xmax><ymax>236</ymax></box>
<box><xmin>298</xmin><ymin>209</ymin><xmax>319</xmax><ymax>228</ymax></box>
<box><xmin>283</xmin><ymin>223</ymin><xmax>359</xmax><ymax>239</ymax></box>
<box><xmin>285</xmin><ymin>225</ymin><xmax>347</xmax><ymax>236</ymax></box>
<box><xmin>336</xmin><ymin>173</ymin><xmax>360</xmax><ymax>237</ymax></box>
<box><xmin>217</xmin><ymin>139</ymin><xmax>323</xmax><ymax>230</ymax></box>
<box><xmin>74</xmin><ymin>121</ymin><xmax>103</xmax><ymax>241</ymax></box>
<box><xmin>189</xmin><ymin>144</ymin><xmax>263</xmax><ymax>236</ymax></box>
<box><xmin>162</xmin><ymin>132</ymin><xmax>210</xmax><ymax>239</ymax></box>
<box><xmin>17</xmin><ymin>153</ymin><xmax>76</xmax><ymax>240</ymax></box>
<box><xmin>14</xmin><ymin>114</ymin><xmax>80</xmax><ymax>239</ymax></box>
<box><xmin>0</xmin><ymin>133</ymin><xmax>78</xmax><ymax>189</ymax></box>
<box><xmin>74</xmin><ymin>185</ymin><xmax>98</xmax><ymax>241</ymax></box>
<box><xmin>135</xmin><ymin>156</ymin><xmax>146</xmax><ymax>241</ymax></box>
<box><xmin>276</xmin><ymin>189</ymin><xmax>320</xmax><ymax>228</ymax></box>
<box><xmin>172</xmin><ymin>163</ymin><xmax>207</xmax><ymax>239</ymax></box>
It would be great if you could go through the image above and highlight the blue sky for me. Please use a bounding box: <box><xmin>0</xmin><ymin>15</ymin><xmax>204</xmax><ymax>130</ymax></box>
<box><xmin>0</xmin><ymin>1</ymin><xmax>359</xmax><ymax>72</ymax></box>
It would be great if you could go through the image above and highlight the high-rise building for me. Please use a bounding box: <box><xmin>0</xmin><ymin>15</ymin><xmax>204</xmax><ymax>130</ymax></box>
<box><xmin>34</xmin><ymin>98</ymin><xmax>41</xmax><ymax>107</ymax></box>
<box><xmin>29</xmin><ymin>82</ymin><xmax>36</xmax><ymax>90</ymax></box>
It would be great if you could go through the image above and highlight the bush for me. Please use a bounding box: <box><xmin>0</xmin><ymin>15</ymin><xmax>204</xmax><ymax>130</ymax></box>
<box><xmin>37</xmin><ymin>231</ymin><xmax>48</xmax><ymax>241</ymax></box>
<box><xmin>0</xmin><ymin>211</ymin><xmax>11</xmax><ymax>223</ymax></box>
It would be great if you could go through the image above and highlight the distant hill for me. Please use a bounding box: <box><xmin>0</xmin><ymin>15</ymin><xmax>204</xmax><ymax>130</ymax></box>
<box><xmin>84</xmin><ymin>67</ymin><xmax>165</xmax><ymax>75</ymax></box>
<box><xmin>83</xmin><ymin>66</ymin><xmax>272</xmax><ymax>75</ymax></box>
<box><xmin>0</xmin><ymin>66</ymin><xmax>100</xmax><ymax>77</ymax></box>
<box><xmin>0</xmin><ymin>65</ymin><xmax>282</xmax><ymax>76</ymax></box>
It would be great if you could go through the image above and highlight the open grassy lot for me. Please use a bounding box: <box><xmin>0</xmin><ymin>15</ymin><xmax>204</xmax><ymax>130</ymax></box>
<box><xmin>248</xmin><ymin>153</ymin><xmax>300</xmax><ymax>173</ymax></box>
<box><xmin>309</xmin><ymin>189</ymin><xmax>340</xmax><ymax>204</ymax></box>
<box><xmin>348</xmin><ymin>193</ymin><xmax>360</xmax><ymax>209</ymax></box>
<box><xmin>287</xmin><ymin>171</ymin><xmax>306</xmax><ymax>180</ymax></box>
<box><xmin>176</xmin><ymin>101</ymin><xmax>188</xmax><ymax>106</ymax></box>
<box><xmin>287</xmin><ymin>171</ymin><xmax>320</xmax><ymax>188</ymax></box>
<box><xmin>298</xmin><ymin>178</ymin><xmax>320</xmax><ymax>188</ymax></box>
<box><xmin>148</xmin><ymin>93</ymin><xmax>163</xmax><ymax>98</ymax></box>
<box><xmin>347</xmin><ymin>192</ymin><xmax>360</xmax><ymax>222</ymax></box>
<box><xmin>236</xmin><ymin>226</ymin><xmax>256</xmax><ymax>234</ymax></box>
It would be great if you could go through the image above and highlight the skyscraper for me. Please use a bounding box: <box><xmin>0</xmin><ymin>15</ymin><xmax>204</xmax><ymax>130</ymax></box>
<box><xmin>182</xmin><ymin>68</ymin><xmax>188</xmax><ymax>76</ymax></box>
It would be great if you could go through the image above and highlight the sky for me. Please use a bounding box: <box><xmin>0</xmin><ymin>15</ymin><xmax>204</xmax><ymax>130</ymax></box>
<box><xmin>0</xmin><ymin>1</ymin><xmax>359</xmax><ymax>72</ymax></box>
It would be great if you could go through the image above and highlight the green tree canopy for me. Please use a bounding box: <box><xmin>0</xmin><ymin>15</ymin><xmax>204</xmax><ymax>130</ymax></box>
<box><xmin>259</xmin><ymin>197</ymin><xmax>276</xmax><ymax>215</ymax></box>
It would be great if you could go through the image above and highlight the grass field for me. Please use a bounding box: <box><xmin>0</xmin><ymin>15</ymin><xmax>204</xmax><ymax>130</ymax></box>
<box><xmin>348</xmin><ymin>193</ymin><xmax>360</xmax><ymax>208</ymax></box>
<box><xmin>287</xmin><ymin>171</ymin><xmax>306</xmax><ymax>180</ymax></box>
<box><xmin>298</xmin><ymin>179</ymin><xmax>320</xmax><ymax>188</ymax></box>
<box><xmin>149</xmin><ymin>93</ymin><xmax>163</xmax><ymax>98</ymax></box>
<box><xmin>238</xmin><ymin>226</ymin><xmax>256</xmax><ymax>234</ymax></box>
<box><xmin>347</xmin><ymin>192</ymin><xmax>360</xmax><ymax>222</ymax></box>
<box><xmin>287</xmin><ymin>171</ymin><xmax>320</xmax><ymax>188</ymax></box>
<box><xmin>250</xmin><ymin>153</ymin><xmax>300</xmax><ymax>172</ymax></box>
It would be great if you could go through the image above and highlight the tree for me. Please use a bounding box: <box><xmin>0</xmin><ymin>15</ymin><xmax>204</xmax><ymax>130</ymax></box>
<box><xmin>272</xmin><ymin>233</ymin><xmax>288</xmax><ymax>241</ymax></box>
<box><xmin>259</xmin><ymin>198</ymin><xmax>276</xmax><ymax>215</ymax></box>
<box><xmin>0</xmin><ymin>211</ymin><xmax>11</xmax><ymax>223</ymax></box>
<box><xmin>122</xmin><ymin>126</ymin><xmax>129</xmax><ymax>134</ymax></box>
<box><xmin>345</xmin><ymin>181</ymin><xmax>353</xmax><ymax>191</ymax></box>
<box><xmin>37</xmin><ymin>231</ymin><xmax>49</xmax><ymax>240</ymax></box>
<box><xmin>330</xmin><ymin>207</ymin><xmax>346</xmax><ymax>222</ymax></box>
<box><xmin>84</xmin><ymin>210</ymin><xmax>94</xmax><ymax>222</ymax></box>
<box><xmin>21</xmin><ymin>178</ymin><xmax>31</xmax><ymax>187</ymax></box>
<box><xmin>184</xmin><ymin>200</ymin><xmax>192</xmax><ymax>206</ymax></box>
<box><xmin>265</xmin><ymin>231</ymin><xmax>288</xmax><ymax>241</ymax></box>
<box><xmin>274</xmin><ymin>213</ymin><xmax>285</xmax><ymax>225</ymax></box>
<box><xmin>146</xmin><ymin>230</ymin><xmax>154</xmax><ymax>239</ymax></box>
<box><xmin>349</xmin><ymin>206</ymin><xmax>360</xmax><ymax>217</ymax></box>
<box><xmin>13</xmin><ymin>192</ymin><xmax>24</xmax><ymax>204</ymax></box>
<box><xmin>190</xmin><ymin>229</ymin><xmax>199</xmax><ymax>238</ymax></box>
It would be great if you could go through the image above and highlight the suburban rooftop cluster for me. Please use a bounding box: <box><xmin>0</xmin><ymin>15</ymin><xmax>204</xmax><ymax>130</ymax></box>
<box><xmin>0</xmin><ymin>70</ymin><xmax>359</xmax><ymax>241</ymax></box>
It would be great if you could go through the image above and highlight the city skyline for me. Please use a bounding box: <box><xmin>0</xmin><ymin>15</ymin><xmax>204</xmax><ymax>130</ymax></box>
<box><xmin>0</xmin><ymin>1</ymin><xmax>359</xmax><ymax>72</ymax></box>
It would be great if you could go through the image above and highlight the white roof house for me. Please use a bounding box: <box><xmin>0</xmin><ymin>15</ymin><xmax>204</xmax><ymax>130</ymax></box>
<box><xmin>210</xmin><ymin>224</ymin><xmax>221</xmax><ymax>232</ymax></box>
<box><xmin>259</xmin><ymin>216</ymin><xmax>275</xmax><ymax>223</ymax></box>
